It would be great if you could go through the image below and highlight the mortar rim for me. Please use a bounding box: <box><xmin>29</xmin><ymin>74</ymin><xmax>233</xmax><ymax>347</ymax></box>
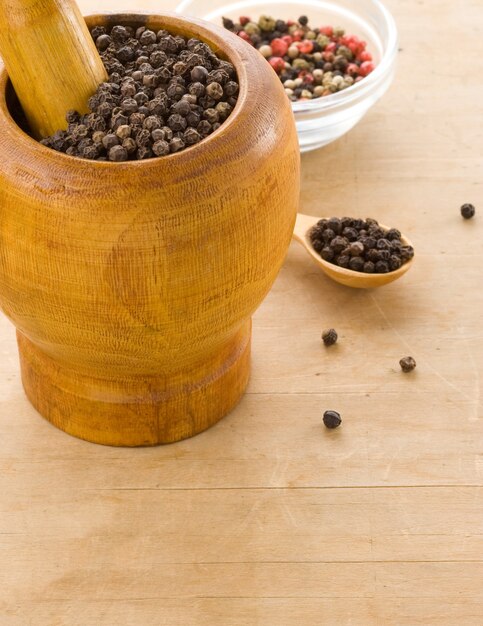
<box><xmin>0</xmin><ymin>11</ymin><xmax>257</xmax><ymax>170</ymax></box>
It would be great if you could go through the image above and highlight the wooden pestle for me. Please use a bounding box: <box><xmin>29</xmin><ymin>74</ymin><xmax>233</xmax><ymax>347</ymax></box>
<box><xmin>0</xmin><ymin>0</ymin><xmax>107</xmax><ymax>138</ymax></box>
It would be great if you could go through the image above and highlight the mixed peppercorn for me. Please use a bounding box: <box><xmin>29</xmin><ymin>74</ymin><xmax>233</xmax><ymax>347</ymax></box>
<box><xmin>40</xmin><ymin>24</ymin><xmax>239</xmax><ymax>160</ymax></box>
<box><xmin>222</xmin><ymin>14</ymin><xmax>375</xmax><ymax>102</ymax></box>
<box><xmin>309</xmin><ymin>217</ymin><xmax>414</xmax><ymax>274</ymax></box>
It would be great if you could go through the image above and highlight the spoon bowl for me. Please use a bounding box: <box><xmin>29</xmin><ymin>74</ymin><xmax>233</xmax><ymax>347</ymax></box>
<box><xmin>293</xmin><ymin>213</ymin><xmax>414</xmax><ymax>289</ymax></box>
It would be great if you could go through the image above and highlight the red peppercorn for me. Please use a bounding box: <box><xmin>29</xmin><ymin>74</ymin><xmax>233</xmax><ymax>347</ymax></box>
<box><xmin>322</xmin><ymin>51</ymin><xmax>335</xmax><ymax>62</ymax></box>
<box><xmin>239</xmin><ymin>16</ymin><xmax>250</xmax><ymax>26</ymax></box>
<box><xmin>359</xmin><ymin>61</ymin><xmax>375</xmax><ymax>76</ymax></box>
<box><xmin>292</xmin><ymin>29</ymin><xmax>305</xmax><ymax>41</ymax></box>
<box><xmin>302</xmin><ymin>73</ymin><xmax>314</xmax><ymax>83</ymax></box>
<box><xmin>269</xmin><ymin>56</ymin><xmax>286</xmax><ymax>73</ymax></box>
<box><xmin>271</xmin><ymin>37</ymin><xmax>289</xmax><ymax>56</ymax></box>
<box><xmin>358</xmin><ymin>50</ymin><xmax>372</xmax><ymax>62</ymax></box>
<box><xmin>282</xmin><ymin>34</ymin><xmax>293</xmax><ymax>45</ymax></box>
<box><xmin>347</xmin><ymin>63</ymin><xmax>360</xmax><ymax>76</ymax></box>
<box><xmin>287</xmin><ymin>19</ymin><xmax>296</xmax><ymax>26</ymax></box>
<box><xmin>238</xmin><ymin>30</ymin><xmax>252</xmax><ymax>43</ymax></box>
<box><xmin>320</xmin><ymin>25</ymin><xmax>333</xmax><ymax>36</ymax></box>
<box><xmin>297</xmin><ymin>39</ymin><xmax>313</xmax><ymax>54</ymax></box>
<box><xmin>325</xmin><ymin>41</ymin><xmax>337</xmax><ymax>52</ymax></box>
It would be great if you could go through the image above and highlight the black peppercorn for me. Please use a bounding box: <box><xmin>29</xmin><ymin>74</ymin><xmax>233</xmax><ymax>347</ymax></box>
<box><xmin>298</xmin><ymin>15</ymin><xmax>309</xmax><ymax>26</ymax></box>
<box><xmin>65</xmin><ymin>109</ymin><xmax>80</xmax><ymax>124</ymax></box>
<box><xmin>323</xmin><ymin>410</ymin><xmax>341</xmax><ymax>429</ymax></box>
<box><xmin>389</xmin><ymin>255</ymin><xmax>402</xmax><ymax>271</ymax></box>
<box><xmin>184</xmin><ymin>128</ymin><xmax>201</xmax><ymax>145</ymax></box>
<box><xmin>122</xmin><ymin>137</ymin><xmax>137</xmax><ymax>154</ymax></box>
<box><xmin>203</xmin><ymin>108</ymin><xmax>219</xmax><ymax>124</ymax></box>
<box><xmin>43</xmin><ymin>23</ymin><xmax>239</xmax><ymax>160</ymax></box>
<box><xmin>167</xmin><ymin>114</ymin><xmax>187</xmax><ymax>131</ymax></box>
<box><xmin>117</xmin><ymin>45</ymin><xmax>135</xmax><ymax>63</ymax></box>
<box><xmin>170</xmin><ymin>137</ymin><xmax>185</xmax><ymax>153</ymax></box>
<box><xmin>96</xmin><ymin>34</ymin><xmax>111</xmax><ymax>51</ymax></box>
<box><xmin>108</xmin><ymin>145</ymin><xmax>128</xmax><ymax>161</ymax></box>
<box><xmin>322</xmin><ymin>328</ymin><xmax>338</xmax><ymax>346</ymax></box>
<box><xmin>206</xmin><ymin>82</ymin><xmax>224</xmax><ymax>100</ymax></box>
<box><xmin>330</xmin><ymin>236</ymin><xmax>349</xmax><ymax>254</ymax></box>
<box><xmin>460</xmin><ymin>203</ymin><xmax>475</xmax><ymax>219</ymax></box>
<box><xmin>139</xmin><ymin>29</ymin><xmax>157</xmax><ymax>45</ymax></box>
<box><xmin>116</xmin><ymin>124</ymin><xmax>131</xmax><ymax>140</ymax></box>
<box><xmin>349</xmin><ymin>256</ymin><xmax>364</xmax><ymax>271</ymax></box>
<box><xmin>121</xmin><ymin>98</ymin><xmax>138</xmax><ymax>113</ymax></box>
<box><xmin>102</xmin><ymin>133</ymin><xmax>119</xmax><ymax>150</ymax></box>
<box><xmin>321</xmin><ymin>246</ymin><xmax>334</xmax><ymax>262</ymax></box>
<box><xmin>136</xmin><ymin>146</ymin><xmax>153</xmax><ymax>160</ymax></box>
<box><xmin>399</xmin><ymin>356</ymin><xmax>416</xmax><ymax>373</ymax></box>
<box><xmin>327</xmin><ymin>217</ymin><xmax>342</xmax><ymax>234</ymax></box>
<box><xmin>191</xmin><ymin>65</ymin><xmax>209</xmax><ymax>83</ymax></box>
<box><xmin>378</xmin><ymin>250</ymin><xmax>391</xmax><ymax>261</ymax></box>
<box><xmin>224</xmin><ymin>81</ymin><xmax>239</xmax><ymax>96</ymax></box>
<box><xmin>336</xmin><ymin>254</ymin><xmax>350</xmax><ymax>268</ymax></box>
<box><xmin>349</xmin><ymin>241</ymin><xmax>364</xmax><ymax>257</ymax></box>
<box><xmin>172</xmin><ymin>100</ymin><xmax>191</xmax><ymax>116</ymax></box>
<box><xmin>386</xmin><ymin>228</ymin><xmax>401</xmax><ymax>240</ymax></box>
<box><xmin>400</xmin><ymin>246</ymin><xmax>415</xmax><ymax>261</ymax></box>
<box><xmin>342</xmin><ymin>227</ymin><xmax>358</xmax><ymax>241</ymax></box>
<box><xmin>152</xmin><ymin>140</ymin><xmax>170</xmax><ymax>156</ymax></box>
<box><xmin>375</xmin><ymin>260</ymin><xmax>390</xmax><ymax>273</ymax></box>
<box><xmin>376</xmin><ymin>238</ymin><xmax>391</xmax><ymax>250</ymax></box>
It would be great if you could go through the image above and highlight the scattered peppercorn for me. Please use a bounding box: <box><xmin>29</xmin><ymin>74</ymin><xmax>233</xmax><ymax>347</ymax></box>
<box><xmin>309</xmin><ymin>217</ymin><xmax>414</xmax><ymax>274</ymax></box>
<box><xmin>322</xmin><ymin>328</ymin><xmax>338</xmax><ymax>346</ymax></box>
<box><xmin>323</xmin><ymin>410</ymin><xmax>342</xmax><ymax>429</ymax></box>
<box><xmin>399</xmin><ymin>356</ymin><xmax>416</xmax><ymax>373</ymax></box>
<box><xmin>460</xmin><ymin>203</ymin><xmax>476</xmax><ymax>219</ymax></box>
<box><xmin>222</xmin><ymin>14</ymin><xmax>375</xmax><ymax>102</ymax></box>
<box><xmin>40</xmin><ymin>24</ymin><xmax>239</xmax><ymax>160</ymax></box>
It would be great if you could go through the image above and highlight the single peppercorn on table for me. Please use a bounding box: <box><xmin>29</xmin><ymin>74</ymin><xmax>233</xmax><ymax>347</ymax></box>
<box><xmin>1</xmin><ymin>0</ymin><xmax>483</xmax><ymax>624</ymax></box>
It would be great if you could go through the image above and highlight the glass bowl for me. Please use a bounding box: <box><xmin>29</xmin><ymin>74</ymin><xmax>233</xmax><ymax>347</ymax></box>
<box><xmin>175</xmin><ymin>0</ymin><xmax>398</xmax><ymax>152</ymax></box>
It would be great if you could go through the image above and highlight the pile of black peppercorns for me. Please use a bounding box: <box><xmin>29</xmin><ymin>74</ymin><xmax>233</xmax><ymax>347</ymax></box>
<box><xmin>309</xmin><ymin>217</ymin><xmax>414</xmax><ymax>274</ymax></box>
<box><xmin>40</xmin><ymin>24</ymin><xmax>239</xmax><ymax>161</ymax></box>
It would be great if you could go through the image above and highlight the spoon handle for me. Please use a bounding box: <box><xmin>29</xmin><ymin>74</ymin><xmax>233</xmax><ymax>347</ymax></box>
<box><xmin>292</xmin><ymin>213</ymin><xmax>319</xmax><ymax>244</ymax></box>
<box><xmin>0</xmin><ymin>0</ymin><xmax>107</xmax><ymax>138</ymax></box>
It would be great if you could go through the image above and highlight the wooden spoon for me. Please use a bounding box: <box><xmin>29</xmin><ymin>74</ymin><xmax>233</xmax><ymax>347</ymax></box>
<box><xmin>293</xmin><ymin>213</ymin><xmax>414</xmax><ymax>289</ymax></box>
<box><xmin>0</xmin><ymin>0</ymin><xmax>107</xmax><ymax>138</ymax></box>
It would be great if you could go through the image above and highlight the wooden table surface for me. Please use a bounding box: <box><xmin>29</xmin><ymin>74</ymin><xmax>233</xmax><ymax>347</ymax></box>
<box><xmin>1</xmin><ymin>0</ymin><xmax>482</xmax><ymax>624</ymax></box>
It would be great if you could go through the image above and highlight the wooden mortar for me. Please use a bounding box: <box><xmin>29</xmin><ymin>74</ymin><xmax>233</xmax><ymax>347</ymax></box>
<box><xmin>0</xmin><ymin>12</ymin><xmax>300</xmax><ymax>446</ymax></box>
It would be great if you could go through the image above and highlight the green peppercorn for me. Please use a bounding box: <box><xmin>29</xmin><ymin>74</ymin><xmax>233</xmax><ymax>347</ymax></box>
<box><xmin>246</xmin><ymin>21</ymin><xmax>262</xmax><ymax>35</ymax></box>
<box><xmin>258</xmin><ymin>15</ymin><xmax>276</xmax><ymax>31</ymax></box>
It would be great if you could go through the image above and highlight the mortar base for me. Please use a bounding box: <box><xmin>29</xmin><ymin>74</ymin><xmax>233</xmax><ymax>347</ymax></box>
<box><xmin>17</xmin><ymin>323</ymin><xmax>251</xmax><ymax>446</ymax></box>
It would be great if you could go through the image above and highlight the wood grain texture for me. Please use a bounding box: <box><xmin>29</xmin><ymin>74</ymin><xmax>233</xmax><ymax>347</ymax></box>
<box><xmin>0</xmin><ymin>0</ymin><xmax>482</xmax><ymax>624</ymax></box>
<box><xmin>0</xmin><ymin>0</ymin><xmax>107</xmax><ymax>138</ymax></box>
<box><xmin>0</xmin><ymin>12</ymin><xmax>300</xmax><ymax>445</ymax></box>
